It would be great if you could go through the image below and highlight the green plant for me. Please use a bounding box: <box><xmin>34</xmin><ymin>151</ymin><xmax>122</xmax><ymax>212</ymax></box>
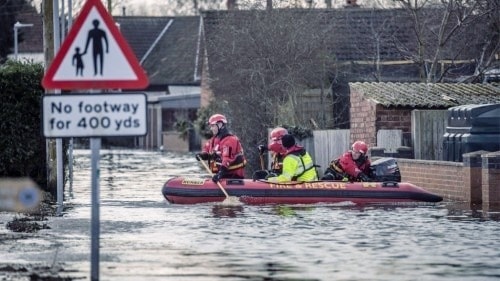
<box><xmin>281</xmin><ymin>125</ymin><xmax>313</xmax><ymax>140</ymax></box>
<box><xmin>0</xmin><ymin>60</ymin><xmax>47</xmax><ymax>188</ymax></box>
<box><xmin>193</xmin><ymin>105</ymin><xmax>215</xmax><ymax>139</ymax></box>
<box><xmin>173</xmin><ymin>119</ymin><xmax>192</xmax><ymax>141</ymax></box>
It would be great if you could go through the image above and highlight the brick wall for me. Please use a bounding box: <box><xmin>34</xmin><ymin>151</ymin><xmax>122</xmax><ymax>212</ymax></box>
<box><xmin>375</xmin><ymin>106</ymin><xmax>412</xmax><ymax>132</ymax></box>
<box><xmin>397</xmin><ymin>158</ymin><xmax>465</xmax><ymax>202</ymax></box>
<box><xmin>482</xmin><ymin>151</ymin><xmax>500</xmax><ymax>208</ymax></box>
<box><xmin>350</xmin><ymin>90</ymin><xmax>377</xmax><ymax>146</ymax></box>
<box><xmin>200</xmin><ymin>56</ymin><xmax>213</xmax><ymax>107</ymax></box>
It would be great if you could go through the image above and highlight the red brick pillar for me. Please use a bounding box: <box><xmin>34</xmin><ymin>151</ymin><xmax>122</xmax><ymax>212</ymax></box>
<box><xmin>463</xmin><ymin>151</ymin><xmax>485</xmax><ymax>205</ymax></box>
<box><xmin>482</xmin><ymin>151</ymin><xmax>500</xmax><ymax>208</ymax></box>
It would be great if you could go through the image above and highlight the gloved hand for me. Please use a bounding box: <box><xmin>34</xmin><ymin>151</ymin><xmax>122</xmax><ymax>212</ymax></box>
<box><xmin>358</xmin><ymin>172</ymin><xmax>371</xmax><ymax>182</ymax></box>
<box><xmin>258</xmin><ymin>145</ymin><xmax>268</xmax><ymax>154</ymax></box>
<box><xmin>212</xmin><ymin>172</ymin><xmax>222</xmax><ymax>183</ymax></box>
<box><xmin>321</xmin><ymin>173</ymin><xmax>334</xmax><ymax>180</ymax></box>
<box><xmin>265</xmin><ymin>172</ymin><xmax>277</xmax><ymax>180</ymax></box>
<box><xmin>252</xmin><ymin>170</ymin><xmax>269</xmax><ymax>180</ymax></box>
<box><xmin>212</xmin><ymin>166</ymin><xmax>227</xmax><ymax>183</ymax></box>
<box><xmin>195</xmin><ymin>152</ymin><xmax>209</xmax><ymax>161</ymax></box>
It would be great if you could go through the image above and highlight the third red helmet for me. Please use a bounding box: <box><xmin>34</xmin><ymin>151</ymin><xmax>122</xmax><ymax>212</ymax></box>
<box><xmin>352</xmin><ymin>141</ymin><xmax>368</xmax><ymax>154</ymax></box>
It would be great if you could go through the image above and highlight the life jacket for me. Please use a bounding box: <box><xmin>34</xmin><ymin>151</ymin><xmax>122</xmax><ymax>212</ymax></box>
<box><xmin>328</xmin><ymin>159</ymin><xmax>350</xmax><ymax>181</ymax></box>
<box><xmin>205</xmin><ymin>132</ymin><xmax>246</xmax><ymax>177</ymax></box>
<box><xmin>331</xmin><ymin>151</ymin><xmax>371</xmax><ymax>181</ymax></box>
<box><xmin>268</xmin><ymin>145</ymin><xmax>317</xmax><ymax>182</ymax></box>
<box><xmin>287</xmin><ymin>148</ymin><xmax>317</xmax><ymax>181</ymax></box>
<box><xmin>270</xmin><ymin>153</ymin><xmax>285</xmax><ymax>174</ymax></box>
<box><xmin>202</xmin><ymin>137</ymin><xmax>221</xmax><ymax>173</ymax></box>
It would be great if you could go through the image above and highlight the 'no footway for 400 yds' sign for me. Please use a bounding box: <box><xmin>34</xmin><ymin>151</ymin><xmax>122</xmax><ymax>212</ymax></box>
<box><xmin>42</xmin><ymin>93</ymin><xmax>147</xmax><ymax>138</ymax></box>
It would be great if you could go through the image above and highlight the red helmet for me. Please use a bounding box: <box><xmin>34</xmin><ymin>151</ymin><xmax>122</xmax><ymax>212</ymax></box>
<box><xmin>268</xmin><ymin>127</ymin><xmax>288</xmax><ymax>154</ymax></box>
<box><xmin>352</xmin><ymin>141</ymin><xmax>368</xmax><ymax>154</ymax></box>
<box><xmin>270</xmin><ymin>127</ymin><xmax>288</xmax><ymax>142</ymax></box>
<box><xmin>208</xmin><ymin>114</ymin><xmax>227</xmax><ymax>125</ymax></box>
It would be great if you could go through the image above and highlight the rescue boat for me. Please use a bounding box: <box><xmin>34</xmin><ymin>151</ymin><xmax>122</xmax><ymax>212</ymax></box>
<box><xmin>162</xmin><ymin>177</ymin><xmax>443</xmax><ymax>205</ymax></box>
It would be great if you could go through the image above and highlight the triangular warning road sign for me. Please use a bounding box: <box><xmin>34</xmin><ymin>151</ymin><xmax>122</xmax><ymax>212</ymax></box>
<box><xmin>42</xmin><ymin>0</ymin><xmax>149</xmax><ymax>90</ymax></box>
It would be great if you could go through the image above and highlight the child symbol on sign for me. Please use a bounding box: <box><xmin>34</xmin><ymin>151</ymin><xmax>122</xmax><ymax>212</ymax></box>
<box><xmin>72</xmin><ymin>47</ymin><xmax>84</xmax><ymax>76</ymax></box>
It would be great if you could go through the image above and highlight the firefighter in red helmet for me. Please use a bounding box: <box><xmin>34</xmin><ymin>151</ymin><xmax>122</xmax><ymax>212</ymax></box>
<box><xmin>321</xmin><ymin>140</ymin><xmax>372</xmax><ymax>182</ymax></box>
<box><xmin>253</xmin><ymin>127</ymin><xmax>288</xmax><ymax>180</ymax></box>
<box><xmin>266</xmin><ymin>134</ymin><xmax>318</xmax><ymax>182</ymax></box>
<box><xmin>264</xmin><ymin>127</ymin><xmax>288</xmax><ymax>171</ymax></box>
<box><xmin>195</xmin><ymin>114</ymin><xmax>247</xmax><ymax>182</ymax></box>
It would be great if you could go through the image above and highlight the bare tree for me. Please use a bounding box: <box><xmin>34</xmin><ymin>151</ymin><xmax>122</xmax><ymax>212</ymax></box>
<box><xmin>203</xmin><ymin>9</ymin><xmax>338</xmax><ymax>174</ymax></box>
<box><xmin>395</xmin><ymin>0</ymin><xmax>499</xmax><ymax>82</ymax></box>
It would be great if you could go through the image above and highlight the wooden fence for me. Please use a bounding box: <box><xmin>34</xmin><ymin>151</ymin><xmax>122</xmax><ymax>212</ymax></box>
<box><xmin>311</xmin><ymin>130</ymin><xmax>350</xmax><ymax>175</ymax></box>
<box><xmin>412</xmin><ymin>110</ymin><xmax>448</xmax><ymax>160</ymax></box>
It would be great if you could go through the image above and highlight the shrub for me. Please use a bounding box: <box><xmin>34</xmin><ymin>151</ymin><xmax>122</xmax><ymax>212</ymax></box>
<box><xmin>0</xmin><ymin>60</ymin><xmax>47</xmax><ymax>189</ymax></box>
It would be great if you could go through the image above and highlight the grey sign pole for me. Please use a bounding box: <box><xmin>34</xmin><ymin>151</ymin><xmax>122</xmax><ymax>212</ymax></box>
<box><xmin>90</xmin><ymin>137</ymin><xmax>101</xmax><ymax>281</ymax></box>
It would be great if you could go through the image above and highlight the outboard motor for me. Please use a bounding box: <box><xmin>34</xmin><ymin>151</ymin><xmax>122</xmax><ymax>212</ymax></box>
<box><xmin>369</xmin><ymin>157</ymin><xmax>401</xmax><ymax>182</ymax></box>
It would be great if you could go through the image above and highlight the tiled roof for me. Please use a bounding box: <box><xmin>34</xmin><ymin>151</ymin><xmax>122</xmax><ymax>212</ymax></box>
<box><xmin>202</xmin><ymin>8</ymin><xmax>484</xmax><ymax>64</ymax></box>
<box><xmin>115</xmin><ymin>16</ymin><xmax>201</xmax><ymax>86</ymax></box>
<box><xmin>114</xmin><ymin>16</ymin><xmax>172</xmax><ymax>61</ymax></box>
<box><xmin>349</xmin><ymin>82</ymin><xmax>500</xmax><ymax>108</ymax></box>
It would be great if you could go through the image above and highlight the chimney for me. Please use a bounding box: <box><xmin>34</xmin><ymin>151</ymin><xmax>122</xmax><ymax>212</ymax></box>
<box><xmin>122</xmin><ymin>6</ymin><xmax>126</xmax><ymax>16</ymax></box>
<box><xmin>345</xmin><ymin>0</ymin><xmax>360</xmax><ymax>8</ymax></box>
<box><xmin>227</xmin><ymin>0</ymin><xmax>236</xmax><ymax>10</ymax></box>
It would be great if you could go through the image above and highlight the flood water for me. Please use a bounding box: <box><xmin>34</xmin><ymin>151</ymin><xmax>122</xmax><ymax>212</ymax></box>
<box><xmin>1</xmin><ymin>149</ymin><xmax>500</xmax><ymax>281</ymax></box>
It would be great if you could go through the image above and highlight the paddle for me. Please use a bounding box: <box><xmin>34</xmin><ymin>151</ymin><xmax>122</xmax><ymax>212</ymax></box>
<box><xmin>198</xmin><ymin>159</ymin><xmax>241</xmax><ymax>205</ymax></box>
<box><xmin>259</xmin><ymin>152</ymin><xmax>266</xmax><ymax>170</ymax></box>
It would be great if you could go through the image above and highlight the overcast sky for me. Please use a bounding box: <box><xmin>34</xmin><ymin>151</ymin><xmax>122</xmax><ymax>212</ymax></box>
<box><xmin>35</xmin><ymin>0</ymin><xmax>393</xmax><ymax>17</ymax></box>
<box><xmin>120</xmin><ymin>0</ymin><xmax>392</xmax><ymax>16</ymax></box>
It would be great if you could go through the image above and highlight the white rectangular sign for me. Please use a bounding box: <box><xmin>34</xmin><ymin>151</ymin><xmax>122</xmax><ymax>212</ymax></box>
<box><xmin>43</xmin><ymin>93</ymin><xmax>147</xmax><ymax>137</ymax></box>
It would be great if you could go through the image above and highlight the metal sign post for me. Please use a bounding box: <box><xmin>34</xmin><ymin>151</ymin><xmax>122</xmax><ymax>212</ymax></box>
<box><xmin>90</xmin><ymin>137</ymin><xmax>100</xmax><ymax>281</ymax></box>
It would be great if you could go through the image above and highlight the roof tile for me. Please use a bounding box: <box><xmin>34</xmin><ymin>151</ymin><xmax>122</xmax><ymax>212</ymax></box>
<box><xmin>349</xmin><ymin>82</ymin><xmax>500</xmax><ymax>108</ymax></box>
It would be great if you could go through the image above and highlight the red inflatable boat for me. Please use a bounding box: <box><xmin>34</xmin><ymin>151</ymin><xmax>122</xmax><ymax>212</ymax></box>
<box><xmin>162</xmin><ymin>177</ymin><xmax>443</xmax><ymax>205</ymax></box>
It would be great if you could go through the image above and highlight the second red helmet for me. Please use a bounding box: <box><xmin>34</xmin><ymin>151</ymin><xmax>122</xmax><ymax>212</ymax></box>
<box><xmin>270</xmin><ymin>127</ymin><xmax>288</xmax><ymax>141</ymax></box>
<box><xmin>268</xmin><ymin>127</ymin><xmax>288</xmax><ymax>154</ymax></box>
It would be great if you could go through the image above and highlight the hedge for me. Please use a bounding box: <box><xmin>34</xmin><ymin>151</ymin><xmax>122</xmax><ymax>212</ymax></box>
<box><xmin>0</xmin><ymin>60</ymin><xmax>47</xmax><ymax>189</ymax></box>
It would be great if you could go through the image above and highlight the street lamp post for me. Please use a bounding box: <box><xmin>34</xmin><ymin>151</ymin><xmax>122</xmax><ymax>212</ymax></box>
<box><xmin>13</xmin><ymin>21</ymin><xmax>34</xmax><ymax>60</ymax></box>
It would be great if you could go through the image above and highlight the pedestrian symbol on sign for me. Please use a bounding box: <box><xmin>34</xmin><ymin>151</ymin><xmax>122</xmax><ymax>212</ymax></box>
<box><xmin>83</xmin><ymin>19</ymin><xmax>109</xmax><ymax>76</ymax></box>
<box><xmin>72</xmin><ymin>47</ymin><xmax>84</xmax><ymax>76</ymax></box>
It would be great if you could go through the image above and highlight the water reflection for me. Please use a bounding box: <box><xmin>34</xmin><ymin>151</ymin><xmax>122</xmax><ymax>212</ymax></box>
<box><xmin>445</xmin><ymin>202</ymin><xmax>500</xmax><ymax>222</ymax></box>
<box><xmin>211</xmin><ymin>205</ymin><xmax>244</xmax><ymax>218</ymax></box>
